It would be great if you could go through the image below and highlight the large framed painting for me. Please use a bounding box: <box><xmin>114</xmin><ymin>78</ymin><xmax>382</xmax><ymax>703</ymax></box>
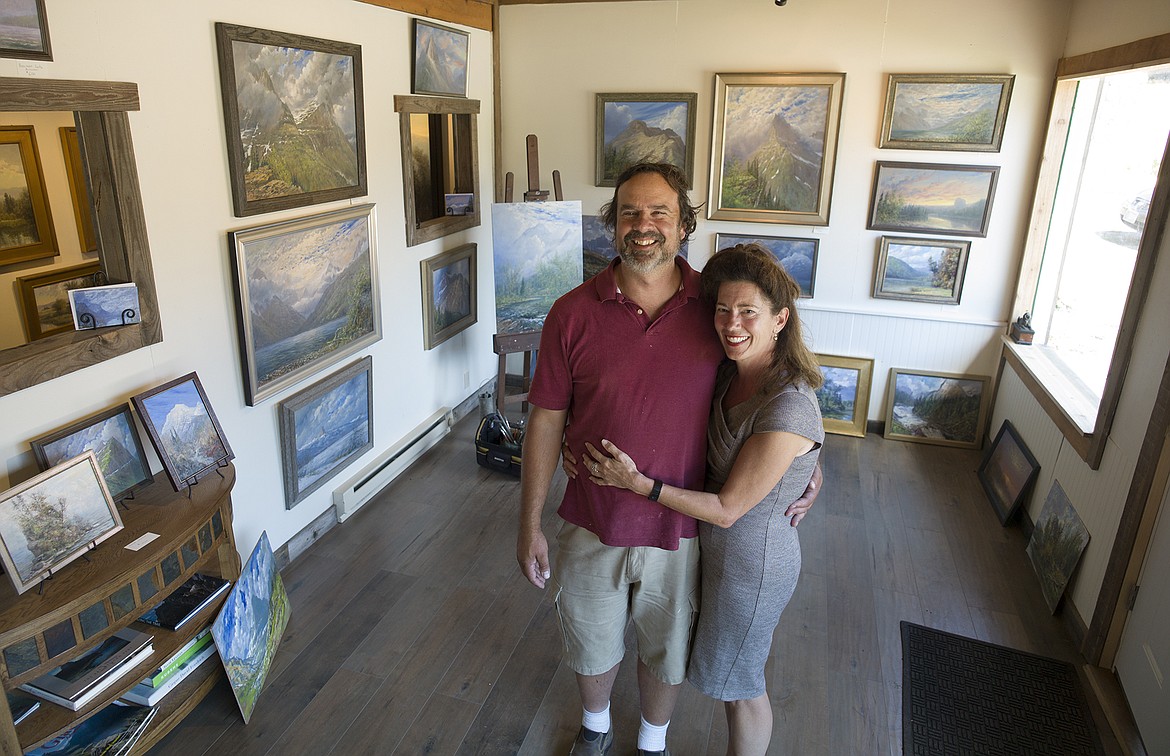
<box><xmin>0</xmin><ymin>451</ymin><xmax>122</xmax><ymax>595</ymax></box>
<box><xmin>59</xmin><ymin>127</ymin><xmax>97</xmax><ymax>253</ymax></box>
<box><xmin>30</xmin><ymin>404</ymin><xmax>153</xmax><ymax>503</ymax></box>
<box><xmin>873</xmin><ymin>236</ymin><xmax>970</xmax><ymax>305</ymax></box>
<box><xmin>229</xmin><ymin>203</ymin><xmax>381</xmax><ymax>405</ymax></box>
<box><xmin>868</xmin><ymin>161</ymin><xmax>999</xmax><ymax>237</ymax></box>
<box><xmin>16</xmin><ymin>262</ymin><xmax>101</xmax><ymax>341</ymax></box>
<box><xmin>412</xmin><ymin>19</ymin><xmax>469</xmax><ymax>98</ymax></box>
<box><xmin>1026</xmin><ymin>480</ymin><xmax>1090</xmax><ymax>614</ymax></box>
<box><xmin>815</xmin><ymin>354</ymin><xmax>874</xmax><ymax>438</ymax></box>
<box><xmin>977</xmin><ymin>420</ymin><xmax>1040</xmax><ymax>525</ymax></box>
<box><xmin>715</xmin><ymin>232</ymin><xmax>818</xmax><ymax>298</ymax></box>
<box><xmin>880</xmin><ymin>74</ymin><xmax>1015</xmax><ymax>152</ymax></box>
<box><xmin>132</xmin><ymin>373</ymin><xmax>235</xmax><ymax>491</ymax></box>
<box><xmin>278</xmin><ymin>356</ymin><xmax>372</xmax><ymax>508</ymax></box>
<box><xmin>211</xmin><ymin>531</ymin><xmax>290</xmax><ymax>724</ymax></box>
<box><xmin>215</xmin><ymin>23</ymin><xmax>366</xmax><ymax>217</ymax></box>
<box><xmin>0</xmin><ymin>0</ymin><xmax>51</xmax><ymax>61</ymax></box>
<box><xmin>0</xmin><ymin>125</ymin><xmax>58</xmax><ymax>265</ymax></box>
<box><xmin>883</xmin><ymin>368</ymin><xmax>991</xmax><ymax>449</ymax></box>
<box><xmin>491</xmin><ymin>200</ymin><xmax>582</xmax><ymax>335</ymax></box>
<box><xmin>595</xmin><ymin>92</ymin><xmax>697</xmax><ymax>187</ymax></box>
<box><xmin>708</xmin><ymin>72</ymin><xmax>845</xmax><ymax>226</ymax></box>
<box><xmin>421</xmin><ymin>243</ymin><xmax>477</xmax><ymax>350</ymax></box>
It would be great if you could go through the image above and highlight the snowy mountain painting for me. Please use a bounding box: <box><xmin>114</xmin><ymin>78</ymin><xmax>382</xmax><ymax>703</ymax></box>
<box><xmin>68</xmin><ymin>283</ymin><xmax>140</xmax><ymax>329</ymax></box>
<box><xmin>715</xmin><ymin>234</ymin><xmax>817</xmax><ymax>297</ymax></box>
<box><xmin>211</xmin><ymin>531</ymin><xmax>289</xmax><ymax>724</ymax></box>
<box><xmin>137</xmin><ymin>375</ymin><xmax>232</xmax><ymax>487</ymax></box>
<box><xmin>599</xmin><ymin>96</ymin><xmax>693</xmax><ymax>184</ymax></box>
<box><xmin>413</xmin><ymin>20</ymin><xmax>468</xmax><ymax>97</ymax></box>
<box><xmin>888</xmin><ymin>80</ymin><xmax>1009</xmax><ymax>146</ymax></box>
<box><xmin>492</xmin><ymin>201</ymin><xmax>582</xmax><ymax>334</ymax></box>
<box><xmin>37</xmin><ymin>408</ymin><xmax>150</xmax><ymax>500</ymax></box>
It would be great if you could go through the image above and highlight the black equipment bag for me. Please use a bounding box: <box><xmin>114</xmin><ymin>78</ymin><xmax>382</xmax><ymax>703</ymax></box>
<box><xmin>475</xmin><ymin>413</ymin><xmax>522</xmax><ymax>476</ymax></box>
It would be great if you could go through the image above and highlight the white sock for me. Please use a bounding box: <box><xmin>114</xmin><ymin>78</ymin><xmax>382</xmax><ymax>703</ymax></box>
<box><xmin>637</xmin><ymin>715</ymin><xmax>669</xmax><ymax>751</ymax></box>
<box><xmin>582</xmin><ymin>703</ymin><xmax>611</xmax><ymax>735</ymax></box>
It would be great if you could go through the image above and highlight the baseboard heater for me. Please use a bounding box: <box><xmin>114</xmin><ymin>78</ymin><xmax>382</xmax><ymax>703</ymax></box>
<box><xmin>333</xmin><ymin>407</ymin><xmax>451</xmax><ymax>522</ymax></box>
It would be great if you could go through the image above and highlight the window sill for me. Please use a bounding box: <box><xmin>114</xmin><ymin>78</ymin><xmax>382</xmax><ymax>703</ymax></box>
<box><xmin>1000</xmin><ymin>336</ymin><xmax>1098</xmax><ymax>462</ymax></box>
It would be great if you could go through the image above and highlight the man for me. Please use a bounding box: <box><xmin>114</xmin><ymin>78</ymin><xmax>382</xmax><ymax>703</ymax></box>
<box><xmin>516</xmin><ymin>163</ymin><xmax>819</xmax><ymax>755</ymax></box>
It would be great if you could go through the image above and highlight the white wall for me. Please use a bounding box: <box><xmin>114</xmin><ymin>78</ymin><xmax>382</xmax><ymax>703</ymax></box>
<box><xmin>498</xmin><ymin>0</ymin><xmax>1069</xmax><ymax>419</ymax></box>
<box><xmin>0</xmin><ymin>0</ymin><xmax>498</xmax><ymax>556</ymax></box>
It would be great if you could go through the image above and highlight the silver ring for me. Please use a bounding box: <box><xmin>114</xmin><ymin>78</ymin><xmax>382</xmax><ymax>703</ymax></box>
<box><xmin>591</xmin><ymin>464</ymin><xmax>599</xmax><ymax>473</ymax></box>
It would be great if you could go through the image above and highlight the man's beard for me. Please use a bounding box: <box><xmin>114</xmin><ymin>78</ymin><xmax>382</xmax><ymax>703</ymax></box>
<box><xmin>616</xmin><ymin>231</ymin><xmax>679</xmax><ymax>274</ymax></box>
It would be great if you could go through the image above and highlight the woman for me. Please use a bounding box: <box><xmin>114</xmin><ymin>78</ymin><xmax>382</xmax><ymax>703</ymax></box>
<box><xmin>584</xmin><ymin>243</ymin><xmax>823</xmax><ymax>755</ymax></box>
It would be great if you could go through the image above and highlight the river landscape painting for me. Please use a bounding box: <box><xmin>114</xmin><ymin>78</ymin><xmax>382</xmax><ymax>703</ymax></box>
<box><xmin>492</xmin><ymin>201</ymin><xmax>582</xmax><ymax>334</ymax></box>
<box><xmin>881</xmin><ymin>74</ymin><xmax>1014</xmax><ymax>152</ymax></box>
<box><xmin>230</xmin><ymin>204</ymin><xmax>380</xmax><ymax>405</ymax></box>
<box><xmin>868</xmin><ymin>162</ymin><xmax>999</xmax><ymax>237</ymax></box>
<box><xmin>884</xmin><ymin>368</ymin><xmax>989</xmax><ymax>449</ymax></box>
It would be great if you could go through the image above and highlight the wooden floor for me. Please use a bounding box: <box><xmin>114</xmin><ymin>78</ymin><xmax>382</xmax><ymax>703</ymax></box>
<box><xmin>149</xmin><ymin>410</ymin><xmax>1121</xmax><ymax>755</ymax></box>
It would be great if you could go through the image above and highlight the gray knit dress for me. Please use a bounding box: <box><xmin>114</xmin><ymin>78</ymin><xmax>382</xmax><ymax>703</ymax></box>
<box><xmin>687</xmin><ymin>362</ymin><xmax>824</xmax><ymax>701</ymax></box>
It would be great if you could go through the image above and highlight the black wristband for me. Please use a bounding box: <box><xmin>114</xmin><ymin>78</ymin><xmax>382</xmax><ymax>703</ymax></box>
<box><xmin>648</xmin><ymin>479</ymin><xmax>663</xmax><ymax>502</ymax></box>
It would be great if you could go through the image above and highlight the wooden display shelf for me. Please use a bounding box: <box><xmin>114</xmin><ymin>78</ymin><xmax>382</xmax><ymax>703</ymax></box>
<box><xmin>0</xmin><ymin>463</ymin><xmax>239</xmax><ymax>755</ymax></box>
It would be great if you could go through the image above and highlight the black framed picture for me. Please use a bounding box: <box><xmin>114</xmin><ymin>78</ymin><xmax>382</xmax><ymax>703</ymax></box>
<box><xmin>132</xmin><ymin>373</ymin><xmax>234</xmax><ymax>491</ymax></box>
<box><xmin>977</xmin><ymin>420</ymin><xmax>1040</xmax><ymax>525</ymax></box>
<box><xmin>30</xmin><ymin>404</ymin><xmax>153</xmax><ymax>502</ymax></box>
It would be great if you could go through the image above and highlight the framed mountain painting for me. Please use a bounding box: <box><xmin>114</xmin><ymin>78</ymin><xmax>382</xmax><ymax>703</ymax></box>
<box><xmin>595</xmin><ymin>93</ymin><xmax>697</xmax><ymax>187</ymax></box>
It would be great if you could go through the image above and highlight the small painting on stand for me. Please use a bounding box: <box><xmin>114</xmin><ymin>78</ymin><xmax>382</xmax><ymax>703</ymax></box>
<box><xmin>132</xmin><ymin>373</ymin><xmax>234</xmax><ymax>491</ymax></box>
<box><xmin>30</xmin><ymin>404</ymin><xmax>153</xmax><ymax>502</ymax></box>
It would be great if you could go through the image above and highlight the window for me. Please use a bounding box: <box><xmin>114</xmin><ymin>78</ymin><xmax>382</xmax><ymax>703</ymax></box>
<box><xmin>1010</xmin><ymin>37</ymin><xmax>1170</xmax><ymax>469</ymax></box>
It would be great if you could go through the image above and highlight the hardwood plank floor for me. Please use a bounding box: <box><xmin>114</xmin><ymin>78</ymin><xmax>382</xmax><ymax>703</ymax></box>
<box><xmin>149</xmin><ymin>411</ymin><xmax>1122</xmax><ymax>755</ymax></box>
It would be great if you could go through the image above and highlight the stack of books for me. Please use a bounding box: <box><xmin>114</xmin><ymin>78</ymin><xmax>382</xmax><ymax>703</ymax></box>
<box><xmin>24</xmin><ymin>702</ymin><xmax>156</xmax><ymax>756</ymax></box>
<box><xmin>138</xmin><ymin>573</ymin><xmax>230</xmax><ymax>631</ymax></box>
<box><xmin>21</xmin><ymin>628</ymin><xmax>153</xmax><ymax>712</ymax></box>
<box><xmin>120</xmin><ymin>628</ymin><xmax>218</xmax><ymax>706</ymax></box>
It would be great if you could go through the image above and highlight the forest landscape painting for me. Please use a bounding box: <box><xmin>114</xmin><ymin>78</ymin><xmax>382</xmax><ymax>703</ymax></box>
<box><xmin>596</xmin><ymin>93</ymin><xmax>696</xmax><ymax>186</ymax></box>
<box><xmin>882</xmin><ymin>74</ymin><xmax>1014</xmax><ymax>151</ymax></box>
<box><xmin>814</xmin><ymin>355</ymin><xmax>872</xmax><ymax>437</ymax></box>
<box><xmin>230</xmin><ymin>204</ymin><xmax>380</xmax><ymax>405</ymax></box>
<box><xmin>715</xmin><ymin>233</ymin><xmax>817</xmax><ymax>297</ymax></box>
<box><xmin>211</xmin><ymin>531</ymin><xmax>290</xmax><ymax>724</ymax></box>
<box><xmin>884</xmin><ymin>369</ymin><xmax>989</xmax><ymax>449</ymax></box>
<box><xmin>216</xmin><ymin>23</ymin><xmax>365</xmax><ymax>216</ymax></box>
<box><xmin>874</xmin><ymin>236</ymin><xmax>969</xmax><ymax>304</ymax></box>
<box><xmin>278</xmin><ymin>357</ymin><xmax>372</xmax><ymax>507</ymax></box>
<box><xmin>1026</xmin><ymin>481</ymin><xmax>1090</xmax><ymax>613</ymax></box>
<box><xmin>31</xmin><ymin>405</ymin><xmax>152</xmax><ymax>502</ymax></box>
<box><xmin>868</xmin><ymin>162</ymin><xmax>998</xmax><ymax>237</ymax></box>
<box><xmin>492</xmin><ymin>201</ymin><xmax>582</xmax><ymax>334</ymax></box>
<box><xmin>0</xmin><ymin>452</ymin><xmax>121</xmax><ymax>595</ymax></box>
<box><xmin>412</xmin><ymin>19</ymin><xmax>468</xmax><ymax>97</ymax></box>
<box><xmin>133</xmin><ymin>373</ymin><xmax>234</xmax><ymax>490</ymax></box>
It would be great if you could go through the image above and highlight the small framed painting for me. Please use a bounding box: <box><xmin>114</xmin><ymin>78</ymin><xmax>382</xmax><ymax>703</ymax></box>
<box><xmin>868</xmin><ymin>161</ymin><xmax>999</xmax><ymax>237</ymax></box>
<box><xmin>412</xmin><ymin>19</ymin><xmax>469</xmax><ymax>97</ymax></box>
<box><xmin>883</xmin><ymin>368</ymin><xmax>991</xmax><ymax>449</ymax></box>
<box><xmin>68</xmin><ymin>283</ymin><xmax>141</xmax><ymax>330</ymax></box>
<box><xmin>815</xmin><ymin>354</ymin><xmax>874</xmax><ymax>438</ymax></box>
<box><xmin>132</xmin><ymin>373</ymin><xmax>235</xmax><ymax>491</ymax></box>
<box><xmin>278</xmin><ymin>357</ymin><xmax>372</xmax><ymax>508</ymax></box>
<box><xmin>873</xmin><ymin>236</ymin><xmax>970</xmax><ymax>305</ymax></box>
<box><xmin>215</xmin><ymin>23</ymin><xmax>366</xmax><ymax>217</ymax></box>
<box><xmin>0</xmin><ymin>125</ymin><xmax>59</xmax><ymax>265</ymax></box>
<box><xmin>977</xmin><ymin>420</ymin><xmax>1040</xmax><ymax>525</ymax></box>
<box><xmin>0</xmin><ymin>0</ymin><xmax>51</xmax><ymax>61</ymax></box>
<box><xmin>421</xmin><ymin>243</ymin><xmax>477</xmax><ymax>350</ymax></box>
<box><xmin>880</xmin><ymin>74</ymin><xmax>1014</xmax><ymax>152</ymax></box>
<box><xmin>595</xmin><ymin>92</ymin><xmax>697</xmax><ymax>187</ymax></box>
<box><xmin>715</xmin><ymin>233</ymin><xmax>818</xmax><ymax>297</ymax></box>
<box><xmin>30</xmin><ymin>404</ymin><xmax>154</xmax><ymax>502</ymax></box>
<box><xmin>0</xmin><ymin>451</ymin><xmax>122</xmax><ymax>595</ymax></box>
<box><xmin>16</xmin><ymin>262</ymin><xmax>101</xmax><ymax>341</ymax></box>
<box><xmin>1026</xmin><ymin>480</ymin><xmax>1090</xmax><ymax>614</ymax></box>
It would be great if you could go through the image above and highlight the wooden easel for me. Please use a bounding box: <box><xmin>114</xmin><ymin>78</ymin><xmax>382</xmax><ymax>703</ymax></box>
<box><xmin>494</xmin><ymin>135</ymin><xmax>563</xmax><ymax>416</ymax></box>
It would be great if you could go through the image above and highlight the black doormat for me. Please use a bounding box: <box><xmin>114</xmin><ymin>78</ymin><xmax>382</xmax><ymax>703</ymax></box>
<box><xmin>901</xmin><ymin>621</ymin><xmax>1103</xmax><ymax>755</ymax></box>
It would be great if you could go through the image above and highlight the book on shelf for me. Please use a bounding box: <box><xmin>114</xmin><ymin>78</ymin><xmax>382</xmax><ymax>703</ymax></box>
<box><xmin>20</xmin><ymin>628</ymin><xmax>154</xmax><ymax>712</ymax></box>
<box><xmin>137</xmin><ymin>573</ymin><xmax>230</xmax><ymax>631</ymax></box>
<box><xmin>120</xmin><ymin>642</ymin><xmax>218</xmax><ymax>706</ymax></box>
<box><xmin>24</xmin><ymin>701</ymin><xmax>156</xmax><ymax>756</ymax></box>
<box><xmin>6</xmin><ymin>689</ymin><xmax>39</xmax><ymax>724</ymax></box>
<box><xmin>143</xmin><ymin>627</ymin><xmax>213</xmax><ymax>688</ymax></box>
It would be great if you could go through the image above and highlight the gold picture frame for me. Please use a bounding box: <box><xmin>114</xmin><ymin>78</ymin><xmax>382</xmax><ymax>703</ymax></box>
<box><xmin>0</xmin><ymin>125</ymin><xmax>58</xmax><ymax>265</ymax></box>
<box><xmin>815</xmin><ymin>354</ymin><xmax>873</xmax><ymax>438</ymax></box>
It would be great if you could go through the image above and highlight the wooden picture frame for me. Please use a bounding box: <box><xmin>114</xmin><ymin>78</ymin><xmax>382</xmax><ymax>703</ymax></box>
<box><xmin>880</xmin><ymin>74</ymin><xmax>1014</xmax><ymax>152</ymax></box>
<box><xmin>278</xmin><ymin>356</ymin><xmax>373</xmax><ymax>508</ymax></box>
<box><xmin>883</xmin><ymin>368</ymin><xmax>991</xmax><ymax>449</ymax></box>
<box><xmin>215</xmin><ymin>23</ymin><xmax>367</xmax><ymax>217</ymax></box>
<box><xmin>16</xmin><ymin>262</ymin><xmax>101</xmax><ymax>341</ymax></box>
<box><xmin>815</xmin><ymin>354</ymin><xmax>874</xmax><ymax>438</ymax></box>
<box><xmin>977</xmin><ymin>420</ymin><xmax>1040</xmax><ymax>525</ymax></box>
<box><xmin>132</xmin><ymin>373</ymin><xmax>235</xmax><ymax>491</ymax></box>
<box><xmin>873</xmin><ymin>236</ymin><xmax>970</xmax><ymax>304</ymax></box>
<box><xmin>412</xmin><ymin>19</ymin><xmax>469</xmax><ymax>98</ymax></box>
<box><xmin>30</xmin><ymin>404</ymin><xmax>154</xmax><ymax>503</ymax></box>
<box><xmin>421</xmin><ymin>242</ymin><xmax>477</xmax><ymax>350</ymax></box>
<box><xmin>595</xmin><ymin>92</ymin><xmax>697</xmax><ymax>187</ymax></box>
<box><xmin>0</xmin><ymin>451</ymin><xmax>122</xmax><ymax>595</ymax></box>
<box><xmin>868</xmin><ymin>161</ymin><xmax>999</xmax><ymax>237</ymax></box>
<box><xmin>229</xmin><ymin>204</ymin><xmax>382</xmax><ymax>405</ymax></box>
<box><xmin>708</xmin><ymin>72</ymin><xmax>845</xmax><ymax>226</ymax></box>
<box><xmin>715</xmin><ymin>232</ymin><xmax>818</xmax><ymax>298</ymax></box>
<box><xmin>59</xmin><ymin>126</ymin><xmax>97</xmax><ymax>253</ymax></box>
<box><xmin>0</xmin><ymin>0</ymin><xmax>51</xmax><ymax>61</ymax></box>
<box><xmin>0</xmin><ymin>125</ymin><xmax>58</xmax><ymax>265</ymax></box>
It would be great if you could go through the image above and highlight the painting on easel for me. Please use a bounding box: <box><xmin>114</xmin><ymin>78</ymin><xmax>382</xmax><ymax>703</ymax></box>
<box><xmin>491</xmin><ymin>201</ymin><xmax>582</xmax><ymax>334</ymax></box>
